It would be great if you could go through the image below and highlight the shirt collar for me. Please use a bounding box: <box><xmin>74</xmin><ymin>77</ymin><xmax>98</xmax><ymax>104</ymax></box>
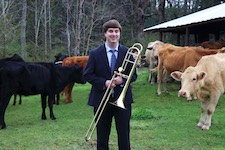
<box><xmin>105</xmin><ymin>43</ymin><xmax>119</xmax><ymax>52</ymax></box>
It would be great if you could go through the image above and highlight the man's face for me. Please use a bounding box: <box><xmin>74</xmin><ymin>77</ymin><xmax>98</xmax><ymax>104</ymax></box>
<box><xmin>104</xmin><ymin>28</ymin><xmax>120</xmax><ymax>44</ymax></box>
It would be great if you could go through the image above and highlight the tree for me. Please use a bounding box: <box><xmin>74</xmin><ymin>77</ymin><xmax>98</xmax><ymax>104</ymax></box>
<box><xmin>159</xmin><ymin>0</ymin><xmax>165</xmax><ymax>23</ymax></box>
<box><xmin>21</xmin><ymin>0</ymin><xmax>27</xmax><ymax>58</ymax></box>
<box><xmin>0</xmin><ymin>0</ymin><xmax>17</xmax><ymax>58</ymax></box>
<box><xmin>135</xmin><ymin>0</ymin><xmax>151</xmax><ymax>40</ymax></box>
<box><xmin>64</xmin><ymin>0</ymin><xmax>72</xmax><ymax>56</ymax></box>
<box><xmin>73</xmin><ymin>0</ymin><xmax>84</xmax><ymax>55</ymax></box>
<box><xmin>48</xmin><ymin>0</ymin><xmax>52</xmax><ymax>57</ymax></box>
<box><xmin>34</xmin><ymin>0</ymin><xmax>44</xmax><ymax>61</ymax></box>
<box><xmin>43</xmin><ymin>0</ymin><xmax>47</xmax><ymax>61</ymax></box>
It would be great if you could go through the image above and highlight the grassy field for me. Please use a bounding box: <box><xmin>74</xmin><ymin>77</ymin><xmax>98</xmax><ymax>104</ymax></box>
<box><xmin>1</xmin><ymin>68</ymin><xmax>225</xmax><ymax>150</ymax></box>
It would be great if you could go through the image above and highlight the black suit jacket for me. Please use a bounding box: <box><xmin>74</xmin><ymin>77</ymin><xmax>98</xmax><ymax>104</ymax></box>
<box><xmin>84</xmin><ymin>44</ymin><xmax>137</xmax><ymax>107</ymax></box>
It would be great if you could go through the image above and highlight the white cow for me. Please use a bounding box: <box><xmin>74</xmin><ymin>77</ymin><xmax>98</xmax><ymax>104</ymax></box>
<box><xmin>171</xmin><ymin>53</ymin><xmax>225</xmax><ymax>130</ymax></box>
<box><xmin>145</xmin><ymin>40</ymin><xmax>164</xmax><ymax>84</ymax></box>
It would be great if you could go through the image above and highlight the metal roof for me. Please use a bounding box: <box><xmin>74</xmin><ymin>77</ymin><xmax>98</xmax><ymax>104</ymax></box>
<box><xmin>143</xmin><ymin>3</ymin><xmax>225</xmax><ymax>32</ymax></box>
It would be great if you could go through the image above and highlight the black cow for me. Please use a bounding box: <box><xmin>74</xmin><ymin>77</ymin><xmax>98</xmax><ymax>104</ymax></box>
<box><xmin>9</xmin><ymin>53</ymin><xmax>69</xmax><ymax>106</ymax></box>
<box><xmin>0</xmin><ymin>61</ymin><xmax>85</xmax><ymax>129</ymax></box>
<box><xmin>0</xmin><ymin>54</ymin><xmax>25</xmax><ymax>105</ymax></box>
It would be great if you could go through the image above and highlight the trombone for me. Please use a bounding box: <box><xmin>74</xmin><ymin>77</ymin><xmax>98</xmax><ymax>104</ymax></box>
<box><xmin>85</xmin><ymin>43</ymin><xmax>143</xmax><ymax>142</ymax></box>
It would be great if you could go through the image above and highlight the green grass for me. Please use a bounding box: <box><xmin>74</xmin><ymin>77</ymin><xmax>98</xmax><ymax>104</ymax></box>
<box><xmin>1</xmin><ymin>68</ymin><xmax>225</xmax><ymax>150</ymax></box>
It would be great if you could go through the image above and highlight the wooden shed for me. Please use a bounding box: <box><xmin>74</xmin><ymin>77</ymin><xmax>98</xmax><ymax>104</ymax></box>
<box><xmin>143</xmin><ymin>3</ymin><xmax>225</xmax><ymax>45</ymax></box>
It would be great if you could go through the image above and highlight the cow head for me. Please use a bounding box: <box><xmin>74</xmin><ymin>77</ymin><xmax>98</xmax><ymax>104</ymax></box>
<box><xmin>70</xmin><ymin>65</ymin><xmax>86</xmax><ymax>84</ymax></box>
<box><xmin>145</xmin><ymin>40</ymin><xmax>164</xmax><ymax>68</ymax></box>
<box><xmin>54</xmin><ymin>53</ymin><xmax>69</xmax><ymax>64</ymax></box>
<box><xmin>146</xmin><ymin>41</ymin><xmax>164</xmax><ymax>57</ymax></box>
<box><xmin>171</xmin><ymin>66</ymin><xmax>207</xmax><ymax>101</ymax></box>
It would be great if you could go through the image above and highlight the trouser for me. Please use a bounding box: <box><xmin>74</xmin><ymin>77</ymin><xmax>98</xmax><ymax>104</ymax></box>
<box><xmin>94</xmin><ymin>98</ymin><xmax>131</xmax><ymax>150</ymax></box>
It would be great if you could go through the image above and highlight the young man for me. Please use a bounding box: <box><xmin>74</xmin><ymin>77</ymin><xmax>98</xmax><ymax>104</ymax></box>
<box><xmin>84</xmin><ymin>19</ymin><xmax>137</xmax><ymax>150</ymax></box>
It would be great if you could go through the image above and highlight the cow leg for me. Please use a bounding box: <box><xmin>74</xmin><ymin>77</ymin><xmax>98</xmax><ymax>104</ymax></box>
<box><xmin>157</xmin><ymin>63</ymin><xmax>163</xmax><ymax>95</ymax></box>
<box><xmin>197</xmin><ymin>100</ymin><xmax>208</xmax><ymax>129</ymax></box>
<box><xmin>53</xmin><ymin>93</ymin><xmax>60</xmax><ymax>105</ymax></box>
<box><xmin>48</xmin><ymin>94</ymin><xmax>56</xmax><ymax>120</ymax></box>
<box><xmin>148</xmin><ymin>67</ymin><xmax>153</xmax><ymax>84</ymax></box>
<box><xmin>202</xmin><ymin>95</ymin><xmax>220</xmax><ymax>130</ymax></box>
<box><xmin>41</xmin><ymin>94</ymin><xmax>47</xmax><ymax>120</ymax></box>
<box><xmin>13</xmin><ymin>94</ymin><xmax>17</xmax><ymax>105</ymax></box>
<box><xmin>68</xmin><ymin>83</ymin><xmax>74</xmax><ymax>103</ymax></box>
<box><xmin>19</xmin><ymin>95</ymin><xmax>22</xmax><ymax>105</ymax></box>
<box><xmin>149</xmin><ymin>57</ymin><xmax>157</xmax><ymax>84</ymax></box>
<box><xmin>55</xmin><ymin>93</ymin><xmax>60</xmax><ymax>105</ymax></box>
<box><xmin>0</xmin><ymin>95</ymin><xmax>11</xmax><ymax>129</ymax></box>
<box><xmin>149</xmin><ymin>72</ymin><xmax>156</xmax><ymax>84</ymax></box>
<box><xmin>64</xmin><ymin>83</ymin><xmax>74</xmax><ymax>103</ymax></box>
<box><xmin>63</xmin><ymin>86</ymin><xmax>70</xmax><ymax>103</ymax></box>
<box><xmin>149</xmin><ymin>66</ymin><xmax>157</xmax><ymax>84</ymax></box>
<box><xmin>162</xmin><ymin>70</ymin><xmax>169</xmax><ymax>93</ymax></box>
<box><xmin>148</xmin><ymin>72</ymin><xmax>151</xmax><ymax>83</ymax></box>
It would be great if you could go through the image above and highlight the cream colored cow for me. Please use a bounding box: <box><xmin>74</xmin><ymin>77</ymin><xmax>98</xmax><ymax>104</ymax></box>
<box><xmin>145</xmin><ymin>40</ymin><xmax>164</xmax><ymax>84</ymax></box>
<box><xmin>171</xmin><ymin>53</ymin><xmax>225</xmax><ymax>130</ymax></box>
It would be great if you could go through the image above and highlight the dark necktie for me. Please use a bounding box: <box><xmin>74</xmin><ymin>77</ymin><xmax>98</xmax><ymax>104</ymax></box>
<box><xmin>110</xmin><ymin>50</ymin><xmax>116</xmax><ymax>75</ymax></box>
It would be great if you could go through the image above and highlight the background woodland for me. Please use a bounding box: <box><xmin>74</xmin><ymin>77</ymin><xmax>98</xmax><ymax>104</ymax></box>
<box><xmin>0</xmin><ymin>0</ymin><xmax>224</xmax><ymax>61</ymax></box>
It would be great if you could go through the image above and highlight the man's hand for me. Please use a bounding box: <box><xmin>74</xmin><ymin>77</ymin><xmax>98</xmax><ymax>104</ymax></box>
<box><xmin>105</xmin><ymin>75</ymin><xmax>123</xmax><ymax>89</ymax></box>
<box><xmin>105</xmin><ymin>80</ymin><xmax>116</xmax><ymax>89</ymax></box>
<box><xmin>113</xmin><ymin>76</ymin><xmax>123</xmax><ymax>85</ymax></box>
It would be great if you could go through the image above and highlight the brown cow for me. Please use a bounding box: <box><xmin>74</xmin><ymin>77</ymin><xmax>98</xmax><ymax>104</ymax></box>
<box><xmin>157</xmin><ymin>43</ymin><xmax>224</xmax><ymax>96</ymax></box>
<box><xmin>62</xmin><ymin>56</ymin><xmax>89</xmax><ymax>103</ymax></box>
<box><xmin>171</xmin><ymin>53</ymin><xmax>225</xmax><ymax>130</ymax></box>
<box><xmin>200</xmin><ymin>41</ymin><xmax>225</xmax><ymax>49</ymax></box>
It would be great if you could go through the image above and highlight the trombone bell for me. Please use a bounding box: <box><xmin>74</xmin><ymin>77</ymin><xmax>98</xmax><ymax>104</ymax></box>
<box><xmin>110</xmin><ymin>94</ymin><xmax>126</xmax><ymax>109</ymax></box>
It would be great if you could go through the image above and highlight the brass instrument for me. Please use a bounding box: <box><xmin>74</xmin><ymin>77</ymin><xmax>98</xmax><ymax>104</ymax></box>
<box><xmin>85</xmin><ymin>43</ymin><xmax>143</xmax><ymax>142</ymax></box>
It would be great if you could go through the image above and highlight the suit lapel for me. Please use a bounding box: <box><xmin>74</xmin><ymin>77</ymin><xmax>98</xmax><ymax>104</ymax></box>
<box><xmin>99</xmin><ymin>45</ymin><xmax>111</xmax><ymax>74</ymax></box>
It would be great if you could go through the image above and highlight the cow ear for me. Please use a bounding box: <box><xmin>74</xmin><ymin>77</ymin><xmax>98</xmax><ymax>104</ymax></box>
<box><xmin>170</xmin><ymin>71</ymin><xmax>182</xmax><ymax>81</ymax></box>
<box><xmin>197</xmin><ymin>71</ymin><xmax>207</xmax><ymax>80</ymax></box>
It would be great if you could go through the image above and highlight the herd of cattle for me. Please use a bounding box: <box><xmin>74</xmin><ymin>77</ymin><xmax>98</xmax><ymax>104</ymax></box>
<box><xmin>144</xmin><ymin>40</ymin><xmax>225</xmax><ymax>130</ymax></box>
<box><xmin>0</xmin><ymin>54</ymin><xmax>88</xmax><ymax>129</ymax></box>
<box><xmin>1</xmin><ymin>40</ymin><xmax>225</xmax><ymax>130</ymax></box>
